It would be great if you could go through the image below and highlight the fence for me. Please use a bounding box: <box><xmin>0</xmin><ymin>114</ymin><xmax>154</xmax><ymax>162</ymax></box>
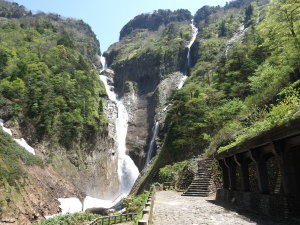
<box><xmin>89</xmin><ymin>213</ymin><xmax>137</xmax><ymax>225</ymax></box>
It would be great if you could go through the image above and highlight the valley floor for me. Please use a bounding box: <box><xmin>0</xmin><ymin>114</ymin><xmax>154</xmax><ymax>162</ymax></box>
<box><xmin>152</xmin><ymin>191</ymin><xmax>287</xmax><ymax>225</ymax></box>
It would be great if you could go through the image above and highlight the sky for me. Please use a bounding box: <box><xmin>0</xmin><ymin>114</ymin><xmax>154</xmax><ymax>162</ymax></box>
<box><xmin>9</xmin><ymin>0</ymin><xmax>229</xmax><ymax>53</ymax></box>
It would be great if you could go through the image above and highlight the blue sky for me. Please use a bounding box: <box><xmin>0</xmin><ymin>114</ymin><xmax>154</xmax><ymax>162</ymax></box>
<box><xmin>9</xmin><ymin>0</ymin><xmax>229</xmax><ymax>52</ymax></box>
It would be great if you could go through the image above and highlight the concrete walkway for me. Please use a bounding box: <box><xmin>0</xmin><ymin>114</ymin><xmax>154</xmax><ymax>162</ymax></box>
<box><xmin>152</xmin><ymin>191</ymin><xmax>284</xmax><ymax>225</ymax></box>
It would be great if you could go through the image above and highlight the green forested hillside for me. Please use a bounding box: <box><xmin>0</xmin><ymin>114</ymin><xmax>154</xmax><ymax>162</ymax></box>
<box><xmin>162</xmin><ymin>0</ymin><xmax>300</xmax><ymax>161</ymax></box>
<box><xmin>0</xmin><ymin>1</ymin><xmax>108</xmax><ymax>221</ymax></box>
<box><xmin>0</xmin><ymin>0</ymin><xmax>106</xmax><ymax>148</ymax></box>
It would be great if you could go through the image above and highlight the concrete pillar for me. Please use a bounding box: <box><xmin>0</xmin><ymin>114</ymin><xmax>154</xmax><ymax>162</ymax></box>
<box><xmin>270</xmin><ymin>141</ymin><xmax>294</xmax><ymax>196</ymax></box>
<box><xmin>218</xmin><ymin>160</ymin><xmax>229</xmax><ymax>189</ymax></box>
<box><xmin>249</xmin><ymin>150</ymin><xmax>269</xmax><ymax>194</ymax></box>
<box><xmin>256</xmin><ymin>159</ymin><xmax>269</xmax><ymax>194</ymax></box>
<box><xmin>234</xmin><ymin>154</ymin><xmax>250</xmax><ymax>192</ymax></box>
<box><xmin>240</xmin><ymin>163</ymin><xmax>250</xmax><ymax>191</ymax></box>
<box><xmin>224</xmin><ymin>158</ymin><xmax>237</xmax><ymax>190</ymax></box>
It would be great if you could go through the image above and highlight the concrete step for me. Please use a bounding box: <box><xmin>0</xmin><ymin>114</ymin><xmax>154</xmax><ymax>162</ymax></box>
<box><xmin>184</xmin><ymin>191</ymin><xmax>210</xmax><ymax>194</ymax></box>
<box><xmin>182</xmin><ymin>193</ymin><xmax>209</xmax><ymax>197</ymax></box>
<box><xmin>189</xmin><ymin>184</ymin><xmax>211</xmax><ymax>186</ymax></box>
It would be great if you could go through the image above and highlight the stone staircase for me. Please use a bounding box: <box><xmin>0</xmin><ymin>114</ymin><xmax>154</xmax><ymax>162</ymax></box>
<box><xmin>182</xmin><ymin>158</ymin><xmax>213</xmax><ymax>197</ymax></box>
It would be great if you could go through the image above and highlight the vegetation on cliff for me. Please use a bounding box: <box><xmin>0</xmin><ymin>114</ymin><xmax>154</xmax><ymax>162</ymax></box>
<box><xmin>0</xmin><ymin>129</ymin><xmax>43</xmax><ymax>216</ymax></box>
<box><xmin>162</xmin><ymin>0</ymin><xmax>300</xmax><ymax>160</ymax></box>
<box><xmin>120</xmin><ymin>9</ymin><xmax>192</xmax><ymax>39</ymax></box>
<box><xmin>0</xmin><ymin>0</ymin><xmax>106</xmax><ymax>149</ymax></box>
<box><xmin>105</xmin><ymin>9</ymin><xmax>193</xmax><ymax>95</ymax></box>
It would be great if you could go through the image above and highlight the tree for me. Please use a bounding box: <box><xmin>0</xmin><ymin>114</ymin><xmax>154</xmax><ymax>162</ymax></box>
<box><xmin>259</xmin><ymin>0</ymin><xmax>300</xmax><ymax>63</ymax></box>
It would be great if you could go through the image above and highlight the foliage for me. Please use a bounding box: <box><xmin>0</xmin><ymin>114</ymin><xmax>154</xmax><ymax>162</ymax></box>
<box><xmin>161</xmin><ymin>0</ymin><xmax>300</xmax><ymax>160</ymax></box>
<box><xmin>34</xmin><ymin>212</ymin><xmax>99</xmax><ymax>225</ymax></box>
<box><xmin>0</xmin><ymin>2</ymin><xmax>107</xmax><ymax>149</ymax></box>
<box><xmin>158</xmin><ymin>161</ymin><xmax>188</xmax><ymax>183</ymax></box>
<box><xmin>0</xmin><ymin>0</ymin><xmax>29</xmax><ymax>18</ymax></box>
<box><xmin>123</xmin><ymin>191</ymin><xmax>149</xmax><ymax>214</ymax></box>
<box><xmin>120</xmin><ymin>9</ymin><xmax>192</xmax><ymax>39</ymax></box>
<box><xmin>107</xmin><ymin>19</ymin><xmax>191</xmax><ymax>73</ymax></box>
<box><xmin>0</xmin><ymin>129</ymin><xmax>43</xmax><ymax>188</ymax></box>
<box><xmin>218</xmin><ymin>88</ymin><xmax>300</xmax><ymax>153</ymax></box>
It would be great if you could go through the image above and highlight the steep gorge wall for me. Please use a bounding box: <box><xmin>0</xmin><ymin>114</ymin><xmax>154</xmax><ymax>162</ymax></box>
<box><xmin>0</xmin><ymin>2</ymin><xmax>120</xmax><ymax>222</ymax></box>
<box><xmin>105</xmin><ymin>11</ymin><xmax>193</xmax><ymax>169</ymax></box>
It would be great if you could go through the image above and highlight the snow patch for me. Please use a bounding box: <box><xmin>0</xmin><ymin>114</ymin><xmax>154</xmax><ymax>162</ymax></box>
<box><xmin>0</xmin><ymin>118</ymin><xmax>35</xmax><ymax>155</ymax></box>
<box><xmin>83</xmin><ymin>195</ymin><xmax>123</xmax><ymax>211</ymax></box>
<box><xmin>14</xmin><ymin>138</ymin><xmax>36</xmax><ymax>155</ymax></box>
<box><xmin>0</xmin><ymin>119</ymin><xmax>13</xmax><ymax>136</ymax></box>
<box><xmin>58</xmin><ymin>198</ymin><xmax>83</xmax><ymax>214</ymax></box>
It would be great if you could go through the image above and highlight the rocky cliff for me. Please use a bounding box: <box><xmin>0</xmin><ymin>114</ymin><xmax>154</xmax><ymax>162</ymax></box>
<box><xmin>0</xmin><ymin>1</ymin><xmax>119</xmax><ymax>223</ymax></box>
<box><xmin>104</xmin><ymin>9</ymin><xmax>193</xmax><ymax>169</ymax></box>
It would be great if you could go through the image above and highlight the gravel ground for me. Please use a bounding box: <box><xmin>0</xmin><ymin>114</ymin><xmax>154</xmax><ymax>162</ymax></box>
<box><xmin>152</xmin><ymin>191</ymin><xmax>286</xmax><ymax>225</ymax></box>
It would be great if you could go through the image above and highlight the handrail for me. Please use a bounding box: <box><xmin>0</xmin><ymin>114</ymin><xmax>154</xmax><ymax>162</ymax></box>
<box><xmin>88</xmin><ymin>213</ymin><xmax>137</xmax><ymax>225</ymax></box>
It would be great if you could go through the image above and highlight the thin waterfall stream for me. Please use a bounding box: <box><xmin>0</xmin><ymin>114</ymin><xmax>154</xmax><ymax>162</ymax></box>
<box><xmin>145</xmin><ymin>121</ymin><xmax>159</xmax><ymax>165</ymax></box>
<box><xmin>146</xmin><ymin>19</ymin><xmax>199</xmax><ymax>166</ymax></box>
<box><xmin>178</xmin><ymin>19</ymin><xmax>198</xmax><ymax>89</ymax></box>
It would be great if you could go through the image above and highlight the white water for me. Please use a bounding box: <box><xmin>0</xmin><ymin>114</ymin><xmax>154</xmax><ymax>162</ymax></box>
<box><xmin>83</xmin><ymin>195</ymin><xmax>123</xmax><ymax>211</ymax></box>
<box><xmin>177</xmin><ymin>75</ymin><xmax>188</xmax><ymax>89</ymax></box>
<box><xmin>83</xmin><ymin>57</ymin><xmax>139</xmax><ymax>211</ymax></box>
<box><xmin>145</xmin><ymin>121</ymin><xmax>159</xmax><ymax>165</ymax></box>
<box><xmin>58</xmin><ymin>198</ymin><xmax>82</xmax><ymax>214</ymax></box>
<box><xmin>187</xmin><ymin>19</ymin><xmax>199</xmax><ymax>68</ymax></box>
<box><xmin>179</xmin><ymin>19</ymin><xmax>199</xmax><ymax>89</ymax></box>
<box><xmin>99</xmin><ymin>74</ymin><xmax>139</xmax><ymax>195</ymax></box>
<box><xmin>100</xmin><ymin>55</ymin><xmax>107</xmax><ymax>73</ymax></box>
<box><xmin>0</xmin><ymin>119</ymin><xmax>35</xmax><ymax>155</ymax></box>
<box><xmin>0</xmin><ymin>119</ymin><xmax>12</xmax><ymax>136</ymax></box>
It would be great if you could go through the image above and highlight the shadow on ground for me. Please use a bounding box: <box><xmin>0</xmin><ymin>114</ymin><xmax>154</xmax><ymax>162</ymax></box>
<box><xmin>207</xmin><ymin>199</ymin><xmax>300</xmax><ymax>225</ymax></box>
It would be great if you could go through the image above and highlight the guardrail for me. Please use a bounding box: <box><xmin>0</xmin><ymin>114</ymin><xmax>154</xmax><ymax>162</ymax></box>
<box><xmin>138</xmin><ymin>187</ymin><xmax>157</xmax><ymax>225</ymax></box>
<box><xmin>89</xmin><ymin>213</ymin><xmax>137</xmax><ymax>225</ymax></box>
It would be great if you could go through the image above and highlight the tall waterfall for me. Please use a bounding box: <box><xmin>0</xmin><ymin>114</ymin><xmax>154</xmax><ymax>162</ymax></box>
<box><xmin>145</xmin><ymin>121</ymin><xmax>159</xmax><ymax>165</ymax></box>
<box><xmin>145</xmin><ymin>20</ymin><xmax>199</xmax><ymax>166</ymax></box>
<box><xmin>99</xmin><ymin>58</ymin><xmax>139</xmax><ymax>196</ymax></box>
<box><xmin>178</xmin><ymin>19</ymin><xmax>198</xmax><ymax>89</ymax></box>
<box><xmin>187</xmin><ymin>19</ymin><xmax>199</xmax><ymax>68</ymax></box>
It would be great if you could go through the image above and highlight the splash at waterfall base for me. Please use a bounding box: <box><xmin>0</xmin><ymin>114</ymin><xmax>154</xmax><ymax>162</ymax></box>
<box><xmin>42</xmin><ymin>17</ymin><xmax>200</xmax><ymax>219</ymax></box>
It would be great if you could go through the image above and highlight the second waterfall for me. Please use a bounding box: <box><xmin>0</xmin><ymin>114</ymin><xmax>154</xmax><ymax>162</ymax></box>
<box><xmin>100</xmin><ymin>57</ymin><xmax>139</xmax><ymax>196</ymax></box>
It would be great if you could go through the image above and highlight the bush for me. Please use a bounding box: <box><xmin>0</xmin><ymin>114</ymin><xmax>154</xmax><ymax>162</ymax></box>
<box><xmin>34</xmin><ymin>212</ymin><xmax>99</xmax><ymax>225</ymax></box>
<box><xmin>123</xmin><ymin>191</ymin><xmax>149</xmax><ymax>214</ymax></box>
<box><xmin>159</xmin><ymin>161</ymin><xmax>188</xmax><ymax>183</ymax></box>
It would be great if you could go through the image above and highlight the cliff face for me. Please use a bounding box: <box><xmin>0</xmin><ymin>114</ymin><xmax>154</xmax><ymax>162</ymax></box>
<box><xmin>0</xmin><ymin>1</ymin><xmax>119</xmax><ymax>223</ymax></box>
<box><xmin>105</xmin><ymin>10</ymin><xmax>193</xmax><ymax>169</ymax></box>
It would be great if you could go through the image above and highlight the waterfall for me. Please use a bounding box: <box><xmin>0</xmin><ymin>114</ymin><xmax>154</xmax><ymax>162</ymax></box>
<box><xmin>99</xmin><ymin>58</ymin><xmax>139</xmax><ymax>196</ymax></box>
<box><xmin>178</xmin><ymin>19</ymin><xmax>198</xmax><ymax>89</ymax></box>
<box><xmin>186</xmin><ymin>19</ymin><xmax>199</xmax><ymax>68</ymax></box>
<box><xmin>145</xmin><ymin>121</ymin><xmax>159</xmax><ymax>165</ymax></box>
<box><xmin>100</xmin><ymin>55</ymin><xmax>107</xmax><ymax>73</ymax></box>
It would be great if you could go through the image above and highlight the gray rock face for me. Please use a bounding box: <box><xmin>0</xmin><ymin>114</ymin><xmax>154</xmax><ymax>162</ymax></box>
<box><xmin>113</xmin><ymin>70</ymin><xmax>186</xmax><ymax>170</ymax></box>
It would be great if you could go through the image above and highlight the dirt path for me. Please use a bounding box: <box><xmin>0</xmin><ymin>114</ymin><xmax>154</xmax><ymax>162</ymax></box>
<box><xmin>152</xmin><ymin>191</ymin><xmax>284</xmax><ymax>225</ymax></box>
